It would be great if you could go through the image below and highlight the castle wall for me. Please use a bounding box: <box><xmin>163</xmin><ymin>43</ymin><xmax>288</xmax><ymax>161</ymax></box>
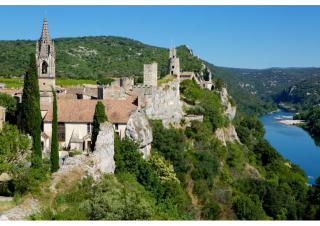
<box><xmin>143</xmin><ymin>63</ymin><xmax>158</xmax><ymax>87</ymax></box>
<box><xmin>144</xmin><ymin>79</ymin><xmax>183</xmax><ymax>127</ymax></box>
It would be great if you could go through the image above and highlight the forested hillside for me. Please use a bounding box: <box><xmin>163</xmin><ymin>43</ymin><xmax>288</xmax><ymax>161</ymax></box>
<box><xmin>0</xmin><ymin>36</ymin><xmax>202</xmax><ymax>79</ymax></box>
<box><xmin>276</xmin><ymin>77</ymin><xmax>320</xmax><ymax>111</ymax></box>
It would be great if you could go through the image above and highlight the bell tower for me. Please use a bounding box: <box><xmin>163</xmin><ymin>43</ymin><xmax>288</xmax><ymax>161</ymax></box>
<box><xmin>168</xmin><ymin>48</ymin><xmax>180</xmax><ymax>78</ymax></box>
<box><xmin>36</xmin><ymin>17</ymin><xmax>56</xmax><ymax>117</ymax></box>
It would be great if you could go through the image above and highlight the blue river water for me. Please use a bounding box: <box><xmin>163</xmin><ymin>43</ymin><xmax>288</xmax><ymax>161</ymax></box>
<box><xmin>260</xmin><ymin>110</ymin><xmax>320</xmax><ymax>184</ymax></box>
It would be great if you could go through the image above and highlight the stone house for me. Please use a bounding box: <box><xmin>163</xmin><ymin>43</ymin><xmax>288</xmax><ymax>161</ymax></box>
<box><xmin>42</xmin><ymin>98</ymin><xmax>137</xmax><ymax>152</ymax></box>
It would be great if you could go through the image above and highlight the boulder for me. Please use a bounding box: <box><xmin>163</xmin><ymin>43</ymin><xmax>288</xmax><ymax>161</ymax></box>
<box><xmin>126</xmin><ymin>109</ymin><xmax>153</xmax><ymax>159</ymax></box>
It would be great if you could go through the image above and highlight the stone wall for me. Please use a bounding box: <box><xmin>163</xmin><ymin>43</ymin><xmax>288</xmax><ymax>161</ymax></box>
<box><xmin>169</xmin><ymin>48</ymin><xmax>180</xmax><ymax>77</ymax></box>
<box><xmin>143</xmin><ymin>63</ymin><xmax>158</xmax><ymax>87</ymax></box>
<box><xmin>144</xmin><ymin>79</ymin><xmax>183</xmax><ymax>127</ymax></box>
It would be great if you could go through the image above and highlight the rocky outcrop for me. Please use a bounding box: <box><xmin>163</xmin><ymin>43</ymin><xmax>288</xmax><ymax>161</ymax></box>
<box><xmin>215</xmin><ymin>124</ymin><xmax>239</xmax><ymax>146</ymax></box>
<box><xmin>144</xmin><ymin>79</ymin><xmax>184</xmax><ymax>127</ymax></box>
<box><xmin>0</xmin><ymin>198</ymin><xmax>39</xmax><ymax>220</ymax></box>
<box><xmin>93</xmin><ymin>122</ymin><xmax>115</xmax><ymax>174</ymax></box>
<box><xmin>51</xmin><ymin>122</ymin><xmax>115</xmax><ymax>190</ymax></box>
<box><xmin>126</xmin><ymin>109</ymin><xmax>153</xmax><ymax>159</ymax></box>
<box><xmin>220</xmin><ymin>88</ymin><xmax>236</xmax><ymax>121</ymax></box>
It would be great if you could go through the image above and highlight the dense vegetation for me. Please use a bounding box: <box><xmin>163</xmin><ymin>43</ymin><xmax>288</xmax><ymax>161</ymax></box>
<box><xmin>26</xmin><ymin>79</ymin><xmax>320</xmax><ymax>220</ymax></box>
<box><xmin>207</xmin><ymin>64</ymin><xmax>277</xmax><ymax>115</ymax></box>
<box><xmin>0</xmin><ymin>36</ymin><xmax>202</xmax><ymax>79</ymax></box>
<box><xmin>1</xmin><ymin>35</ymin><xmax>320</xmax><ymax>220</ymax></box>
<box><xmin>294</xmin><ymin>106</ymin><xmax>320</xmax><ymax>143</ymax></box>
<box><xmin>276</xmin><ymin>78</ymin><xmax>320</xmax><ymax>111</ymax></box>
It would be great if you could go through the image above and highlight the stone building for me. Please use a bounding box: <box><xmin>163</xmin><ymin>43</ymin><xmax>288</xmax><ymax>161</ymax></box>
<box><xmin>169</xmin><ymin>48</ymin><xmax>180</xmax><ymax>77</ymax></box>
<box><xmin>42</xmin><ymin>98</ymin><xmax>137</xmax><ymax>152</ymax></box>
<box><xmin>143</xmin><ymin>63</ymin><xmax>158</xmax><ymax>87</ymax></box>
<box><xmin>36</xmin><ymin>17</ymin><xmax>56</xmax><ymax>117</ymax></box>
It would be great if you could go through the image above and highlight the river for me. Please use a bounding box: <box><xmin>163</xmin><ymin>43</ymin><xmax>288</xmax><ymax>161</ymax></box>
<box><xmin>260</xmin><ymin>110</ymin><xmax>320</xmax><ymax>184</ymax></box>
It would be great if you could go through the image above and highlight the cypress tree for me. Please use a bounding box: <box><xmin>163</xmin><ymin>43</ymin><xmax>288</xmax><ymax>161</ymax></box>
<box><xmin>91</xmin><ymin>101</ymin><xmax>107</xmax><ymax>151</ymax></box>
<box><xmin>50</xmin><ymin>89</ymin><xmax>59</xmax><ymax>172</ymax></box>
<box><xmin>21</xmin><ymin>54</ymin><xmax>42</xmax><ymax>167</ymax></box>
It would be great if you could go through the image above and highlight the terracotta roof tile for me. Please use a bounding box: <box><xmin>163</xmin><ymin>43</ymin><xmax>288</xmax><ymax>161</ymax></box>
<box><xmin>44</xmin><ymin>98</ymin><xmax>137</xmax><ymax>124</ymax></box>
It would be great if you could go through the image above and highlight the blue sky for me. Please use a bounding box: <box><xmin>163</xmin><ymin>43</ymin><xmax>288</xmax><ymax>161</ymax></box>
<box><xmin>0</xmin><ymin>5</ymin><xmax>319</xmax><ymax>69</ymax></box>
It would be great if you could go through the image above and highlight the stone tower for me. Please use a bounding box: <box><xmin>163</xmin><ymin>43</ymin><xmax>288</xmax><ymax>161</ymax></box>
<box><xmin>169</xmin><ymin>48</ymin><xmax>180</xmax><ymax>77</ymax></box>
<box><xmin>36</xmin><ymin>17</ymin><xmax>56</xmax><ymax>117</ymax></box>
<box><xmin>143</xmin><ymin>63</ymin><xmax>158</xmax><ymax>87</ymax></box>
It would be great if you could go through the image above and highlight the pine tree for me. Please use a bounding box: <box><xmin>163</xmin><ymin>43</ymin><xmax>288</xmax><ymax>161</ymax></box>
<box><xmin>91</xmin><ymin>101</ymin><xmax>107</xmax><ymax>151</ymax></box>
<box><xmin>21</xmin><ymin>54</ymin><xmax>42</xmax><ymax>167</ymax></box>
<box><xmin>50</xmin><ymin>89</ymin><xmax>59</xmax><ymax>172</ymax></box>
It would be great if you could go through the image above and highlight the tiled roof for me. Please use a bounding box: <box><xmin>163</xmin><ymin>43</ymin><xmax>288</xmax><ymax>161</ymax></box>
<box><xmin>44</xmin><ymin>98</ymin><xmax>137</xmax><ymax>124</ymax></box>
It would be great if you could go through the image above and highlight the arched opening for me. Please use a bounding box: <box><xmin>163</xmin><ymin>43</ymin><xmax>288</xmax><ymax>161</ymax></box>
<box><xmin>42</xmin><ymin>61</ymin><xmax>48</xmax><ymax>74</ymax></box>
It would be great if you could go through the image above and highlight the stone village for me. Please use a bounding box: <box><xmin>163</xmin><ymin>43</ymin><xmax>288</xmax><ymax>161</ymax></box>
<box><xmin>0</xmin><ymin>18</ymin><xmax>238</xmax><ymax>177</ymax></box>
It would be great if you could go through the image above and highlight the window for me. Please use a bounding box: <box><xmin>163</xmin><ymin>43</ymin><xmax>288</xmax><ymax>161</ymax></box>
<box><xmin>87</xmin><ymin>123</ymin><xmax>91</xmax><ymax>134</ymax></box>
<box><xmin>48</xmin><ymin>45</ymin><xmax>50</xmax><ymax>55</ymax></box>
<box><xmin>115</xmin><ymin>123</ymin><xmax>119</xmax><ymax>130</ymax></box>
<box><xmin>42</xmin><ymin>61</ymin><xmax>48</xmax><ymax>74</ymax></box>
<box><xmin>58</xmin><ymin>123</ymin><xmax>65</xmax><ymax>142</ymax></box>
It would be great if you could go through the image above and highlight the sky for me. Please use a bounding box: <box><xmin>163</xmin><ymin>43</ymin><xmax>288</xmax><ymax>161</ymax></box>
<box><xmin>0</xmin><ymin>5</ymin><xmax>320</xmax><ymax>69</ymax></box>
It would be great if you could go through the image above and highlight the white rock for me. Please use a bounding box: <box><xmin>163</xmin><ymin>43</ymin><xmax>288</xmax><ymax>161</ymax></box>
<box><xmin>215</xmin><ymin>124</ymin><xmax>240</xmax><ymax>146</ymax></box>
<box><xmin>93</xmin><ymin>122</ymin><xmax>115</xmax><ymax>174</ymax></box>
<box><xmin>126</xmin><ymin>110</ymin><xmax>153</xmax><ymax>159</ymax></box>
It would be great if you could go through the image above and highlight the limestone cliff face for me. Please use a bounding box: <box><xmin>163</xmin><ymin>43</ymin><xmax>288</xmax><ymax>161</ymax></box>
<box><xmin>220</xmin><ymin>87</ymin><xmax>236</xmax><ymax>121</ymax></box>
<box><xmin>126</xmin><ymin>109</ymin><xmax>153</xmax><ymax>159</ymax></box>
<box><xmin>144</xmin><ymin>79</ymin><xmax>184</xmax><ymax>127</ymax></box>
<box><xmin>214</xmin><ymin>124</ymin><xmax>240</xmax><ymax>146</ymax></box>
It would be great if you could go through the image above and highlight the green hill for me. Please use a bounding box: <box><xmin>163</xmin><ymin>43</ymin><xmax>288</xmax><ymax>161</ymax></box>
<box><xmin>275</xmin><ymin>77</ymin><xmax>320</xmax><ymax>111</ymax></box>
<box><xmin>0</xmin><ymin>36</ymin><xmax>202</xmax><ymax>79</ymax></box>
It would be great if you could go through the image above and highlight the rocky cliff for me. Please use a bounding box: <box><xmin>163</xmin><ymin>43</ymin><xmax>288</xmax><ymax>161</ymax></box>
<box><xmin>220</xmin><ymin>87</ymin><xmax>236</xmax><ymax>121</ymax></box>
<box><xmin>126</xmin><ymin>109</ymin><xmax>153</xmax><ymax>159</ymax></box>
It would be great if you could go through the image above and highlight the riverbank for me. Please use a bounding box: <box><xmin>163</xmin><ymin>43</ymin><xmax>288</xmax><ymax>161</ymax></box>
<box><xmin>273</xmin><ymin>114</ymin><xmax>305</xmax><ymax>125</ymax></box>
<box><xmin>278</xmin><ymin>119</ymin><xmax>304</xmax><ymax>125</ymax></box>
<box><xmin>261</xmin><ymin>110</ymin><xmax>320</xmax><ymax>184</ymax></box>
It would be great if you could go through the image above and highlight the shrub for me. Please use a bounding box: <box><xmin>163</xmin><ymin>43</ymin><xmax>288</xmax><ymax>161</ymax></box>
<box><xmin>233</xmin><ymin>194</ymin><xmax>266</xmax><ymax>220</ymax></box>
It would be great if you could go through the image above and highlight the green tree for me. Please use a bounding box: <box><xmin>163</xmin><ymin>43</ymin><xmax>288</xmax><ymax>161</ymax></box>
<box><xmin>233</xmin><ymin>194</ymin><xmax>266</xmax><ymax>220</ymax></box>
<box><xmin>91</xmin><ymin>101</ymin><xmax>107</xmax><ymax>151</ymax></box>
<box><xmin>21</xmin><ymin>54</ymin><xmax>42</xmax><ymax>167</ymax></box>
<box><xmin>0</xmin><ymin>123</ymin><xmax>31</xmax><ymax>174</ymax></box>
<box><xmin>50</xmin><ymin>89</ymin><xmax>59</xmax><ymax>172</ymax></box>
<box><xmin>0</xmin><ymin>93</ymin><xmax>17</xmax><ymax>123</ymax></box>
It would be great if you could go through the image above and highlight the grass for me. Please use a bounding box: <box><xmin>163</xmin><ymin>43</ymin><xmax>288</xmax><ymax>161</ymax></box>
<box><xmin>157</xmin><ymin>74</ymin><xmax>176</xmax><ymax>86</ymax></box>
<box><xmin>0</xmin><ymin>77</ymin><xmax>97</xmax><ymax>88</ymax></box>
<box><xmin>56</xmin><ymin>78</ymin><xmax>97</xmax><ymax>87</ymax></box>
<box><xmin>0</xmin><ymin>77</ymin><xmax>23</xmax><ymax>88</ymax></box>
